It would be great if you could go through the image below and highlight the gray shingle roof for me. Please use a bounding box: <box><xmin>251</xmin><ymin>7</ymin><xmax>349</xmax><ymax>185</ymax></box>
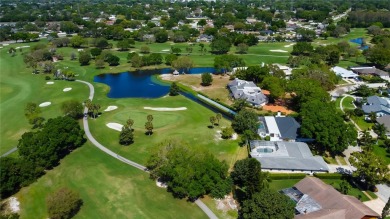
<box><xmin>362</xmin><ymin>96</ymin><xmax>390</xmax><ymax>114</ymax></box>
<box><xmin>228</xmin><ymin>78</ymin><xmax>268</xmax><ymax>106</ymax></box>
<box><xmin>275</xmin><ymin>117</ymin><xmax>301</xmax><ymax>140</ymax></box>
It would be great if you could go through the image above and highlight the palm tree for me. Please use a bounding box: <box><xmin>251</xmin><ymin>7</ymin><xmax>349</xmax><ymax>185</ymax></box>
<box><xmin>127</xmin><ymin>118</ymin><xmax>134</xmax><ymax>130</ymax></box>
<box><xmin>369</xmin><ymin>112</ymin><xmax>377</xmax><ymax>123</ymax></box>
<box><xmin>209</xmin><ymin>116</ymin><xmax>216</xmax><ymax>128</ymax></box>
<box><xmin>359</xmin><ymin>130</ymin><xmax>373</xmax><ymax>148</ymax></box>
<box><xmin>147</xmin><ymin>114</ymin><xmax>153</xmax><ymax>122</ymax></box>
<box><xmin>374</xmin><ymin>123</ymin><xmax>388</xmax><ymax>139</ymax></box>
<box><xmin>215</xmin><ymin>113</ymin><xmax>222</xmax><ymax>126</ymax></box>
<box><xmin>145</xmin><ymin>121</ymin><xmax>153</xmax><ymax>135</ymax></box>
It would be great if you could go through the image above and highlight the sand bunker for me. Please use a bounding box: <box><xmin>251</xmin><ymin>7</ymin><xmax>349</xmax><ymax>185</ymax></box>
<box><xmin>270</xmin><ymin>49</ymin><xmax>288</xmax><ymax>53</ymax></box>
<box><xmin>144</xmin><ymin>107</ymin><xmax>187</xmax><ymax>111</ymax></box>
<box><xmin>106</xmin><ymin>123</ymin><xmax>123</xmax><ymax>131</ymax></box>
<box><xmin>104</xmin><ymin>106</ymin><xmax>118</xmax><ymax>112</ymax></box>
<box><xmin>156</xmin><ymin>179</ymin><xmax>168</xmax><ymax>188</ymax></box>
<box><xmin>46</xmin><ymin>81</ymin><xmax>54</xmax><ymax>85</ymax></box>
<box><xmin>9</xmin><ymin>197</ymin><xmax>20</xmax><ymax>213</ymax></box>
<box><xmin>63</xmin><ymin>87</ymin><xmax>72</xmax><ymax>92</ymax></box>
<box><xmin>161</xmin><ymin>49</ymin><xmax>170</xmax><ymax>52</ymax></box>
<box><xmin>39</xmin><ymin>102</ymin><xmax>51</xmax><ymax>107</ymax></box>
<box><xmin>284</xmin><ymin>43</ymin><xmax>295</xmax><ymax>48</ymax></box>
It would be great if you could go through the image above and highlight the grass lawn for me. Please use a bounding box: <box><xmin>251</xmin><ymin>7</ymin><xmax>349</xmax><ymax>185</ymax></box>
<box><xmin>0</xmin><ymin>43</ymin><xmax>89</xmax><ymax>154</ymax></box>
<box><xmin>87</xmin><ymin>94</ymin><xmax>241</xmax><ymax>166</ymax></box>
<box><xmin>342</xmin><ymin>96</ymin><xmax>356</xmax><ymax>110</ymax></box>
<box><xmin>373</xmin><ymin>142</ymin><xmax>390</xmax><ymax>165</ymax></box>
<box><xmin>334</xmin><ymin>97</ymin><xmax>342</xmax><ymax>111</ymax></box>
<box><xmin>336</xmin><ymin>156</ymin><xmax>348</xmax><ymax>166</ymax></box>
<box><xmin>17</xmin><ymin>143</ymin><xmax>206</xmax><ymax>219</ymax></box>
<box><xmin>351</xmin><ymin>116</ymin><xmax>374</xmax><ymax>130</ymax></box>
<box><xmin>201</xmin><ymin>196</ymin><xmax>237</xmax><ymax>219</ymax></box>
<box><xmin>269</xmin><ymin>179</ymin><xmax>302</xmax><ymax>192</ymax></box>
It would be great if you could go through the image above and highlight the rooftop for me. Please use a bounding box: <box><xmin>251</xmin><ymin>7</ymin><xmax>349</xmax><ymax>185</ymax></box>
<box><xmin>249</xmin><ymin>141</ymin><xmax>328</xmax><ymax>172</ymax></box>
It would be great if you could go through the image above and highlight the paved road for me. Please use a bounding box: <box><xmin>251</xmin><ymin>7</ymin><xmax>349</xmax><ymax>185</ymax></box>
<box><xmin>76</xmin><ymin>80</ymin><xmax>218</xmax><ymax>219</ymax></box>
<box><xmin>0</xmin><ymin>147</ymin><xmax>17</xmax><ymax>157</ymax></box>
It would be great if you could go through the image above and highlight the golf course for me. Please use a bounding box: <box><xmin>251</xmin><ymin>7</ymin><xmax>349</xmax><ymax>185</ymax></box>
<box><xmin>0</xmin><ymin>29</ymin><xmax>369</xmax><ymax>218</ymax></box>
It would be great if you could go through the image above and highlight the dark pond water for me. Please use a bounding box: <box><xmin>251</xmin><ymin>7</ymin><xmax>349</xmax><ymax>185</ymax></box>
<box><xmin>94</xmin><ymin>67</ymin><xmax>217</xmax><ymax>98</ymax></box>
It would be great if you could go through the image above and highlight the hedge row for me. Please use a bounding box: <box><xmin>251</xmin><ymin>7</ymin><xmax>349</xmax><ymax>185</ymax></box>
<box><xmin>313</xmin><ymin>173</ymin><xmax>343</xmax><ymax>179</ymax></box>
<box><xmin>269</xmin><ymin>173</ymin><xmax>307</xmax><ymax>180</ymax></box>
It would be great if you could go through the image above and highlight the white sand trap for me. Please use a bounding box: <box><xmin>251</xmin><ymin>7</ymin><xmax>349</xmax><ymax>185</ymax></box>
<box><xmin>3</xmin><ymin>44</ymin><xmax>9</xmax><ymax>46</ymax></box>
<box><xmin>156</xmin><ymin>179</ymin><xmax>168</xmax><ymax>188</ymax></box>
<box><xmin>106</xmin><ymin>123</ymin><xmax>123</xmax><ymax>131</ymax></box>
<box><xmin>21</xmin><ymin>45</ymin><xmax>30</xmax><ymax>48</ymax></box>
<box><xmin>63</xmin><ymin>87</ymin><xmax>72</xmax><ymax>92</ymax></box>
<box><xmin>284</xmin><ymin>43</ymin><xmax>295</xmax><ymax>48</ymax></box>
<box><xmin>39</xmin><ymin>102</ymin><xmax>51</xmax><ymax>107</ymax></box>
<box><xmin>270</xmin><ymin>49</ymin><xmax>288</xmax><ymax>53</ymax></box>
<box><xmin>144</xmin><ymin>107</ymin><xmax>187</xmax><ymax>111</ymax></box>
<box><xmin>104</xmin><ymin>106</ymin><xmax>118</xmax><ymax>111</ymax></box>
<box><xmin>9</xmin><ymin>197</ymin><xmax>20</xmax><ymax>213</ymax></box>
<box><xmin>161</xmin><ymin>49</ymin><xmax>170</xmax><ymax>52</ymax></box>
<box><xmin>46</xmin><ymin>81</ymin><xmax>54</xmax><ymax>85</ymax></box>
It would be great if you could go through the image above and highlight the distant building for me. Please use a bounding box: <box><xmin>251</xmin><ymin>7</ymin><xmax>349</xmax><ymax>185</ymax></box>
<box><xmin>282</xmin><ymin>177</ymin><xmax>380</xmax><ymax>219</ymax></box>
<box><xmin>228</xmin><ymin>78</ymin><xmax>268</xmax><ymax>107</ymax></box>
<box><xmin>273</xmin><ymin>64</ymin><xmax>293</xmax><ymax>79</ymax></box>
<box><xmin>249</xmin><ymin>141</ymin><xmax>328</xmax><ymax>173</ymax></box>
<box><xmin>257</xmin><ymin>115</ymin><xmax>301</xmax><ymax>141</ymax></box>
<box><xmin>362</xmin><ymin>96</ymin><xmax>390</xmax><ymax>117</ymax></box>
<box><xmin>331</xmin><ymin>66</ymin><xmax>358</xmax><ymax>79</ymax></box>
<box><xmin>377</xmin><ymin>115</ymin><xmax>390</xmax><ymax>137</ymax></box>
<box><xmin>350</xmin><ymin>66</ymin><xmax>389</xmax><ymax>80</ymax></box>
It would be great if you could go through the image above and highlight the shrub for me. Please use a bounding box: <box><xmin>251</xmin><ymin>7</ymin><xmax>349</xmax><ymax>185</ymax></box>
<box><xmin>201</xmin><ymin>73</ymin><xmax>213</xmax><ymax>86</ymax></box>
<box><xmin>46</xmin><ymin>188</ymin><xmax>83</xmax><ymax>219</ymax></box>
<box><xmin>221</xmin><ymin>127</ymin><xmax>234</xmax><ymax>139</ymax></box>
<box><xmin>269</xmin><ymin>173</ymin><xmax>307</xmax><ymax>180</ymax></box>
<box><xmin>313</xmin><ymin>173</ymin><xmax>343</xmax><ymax>179</ymax></box>
<box><xmin>45</xmin><ymin>76</ymin><xmax>51</xmax><ymax>80</ymax></box>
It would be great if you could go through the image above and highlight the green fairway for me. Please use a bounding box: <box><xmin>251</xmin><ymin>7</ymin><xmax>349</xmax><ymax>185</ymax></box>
<box><xmin>87</xmin><ymin>94</ymin><xmax>241</xmax><ymax>166</ymax></box>
<box><xmin>17</xmin><ymin>143</ymin><xmax>206</xmax><ymax>219</ymax></box>
<box><xmin>0</xmin><ymin>43</ymin><xmax>89</xmax><ymax>154</ymax></box>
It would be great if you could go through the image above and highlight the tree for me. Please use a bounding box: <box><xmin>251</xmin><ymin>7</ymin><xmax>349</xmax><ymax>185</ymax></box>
<box><xmin>169</xmin><ymin>82</ymin><xmax>180</xmax><ymax>96</ymax></box>
<box><xmin>171</xmin><ymin>47</ymin><xmax>181</xmax><ymax>55</ymax></box>
<box><xmin>147</xmin><ymin>114</ymin><xmax>153</xmax><ymax>122</ymax></box>
<box><xmin>131</xmin><ymin>53</ymin><xmax>143</xmax><ymax>68</ymax></box>
<box><xmin>70</xmin><ymin>52</ymin><xmax>77</xmax><ymax>60</ymax></box>
<box><xmin>140</xmin><ymin>46</ymin><xmax>150</xmax><ymax>54</ymax></box>
<box><xmin>70</xmin><ymin>35</ymin><xmax>86</xmax><ymax>48</ymax></box>
<box><xmin>209</xmin><ymin>116</ymin><xmax>216</xmax><ymax>128</ymax></box>
<box><xmin>382</xmin><ymin>197</ymin><xmax>390</xmax><ymax>219</ymax></box>
<box><xmin>232</xmin><ymin>109</ymin><xmax>259</xmax><ymax>134</ymax></box>
<box><xmin>214</xmin><ymin>54</ymin><xmax>245</xmax><ymax>73</ymax></box>
<box><xmin>210</xmin><ymin>36</ymin><xmax>231</xmax><ymax>54</ymax></box>
<box><xmin>201</xmin><ymin>73</ymin><xmax>213</xmax><ymax>86</ymax></box>
<box><xmin>373</xmin><ymin>123</ymin><xmax>388</xmax><ymax>139</ymax></box>
<box><xmin>91</xmin><ymin>104</ymin><xmax>101</xmax><ymax>119</ymax></box>
<box><xmin>215</xmin><ymin>113</ymin><xmax>222</xmax><ymax>126</ymax></box>
<box><xmin>197</xmin><ymin>19</ymin><xmax>207</xmax><ymax>27</ymax></box>
<box><xmin>155</xmin><ymin>30</ymin><xmax>168</xmax><ymax>43</ymax></box>
<box><xmin>119</xmin><ymin>125</ymin><xmax>134</xmax><ymax>145</ymax></box>
<box><xmin>90</xmin><ymin>48</ymin><xmax>102</xmax><ymax>58</ymax></box>
<box><xmin>172</xmin><ymin>56</ymin><xmax>194</xmax><ymax>73</ymax></box>
<box><xmin>116</xmin><ymin>40</ymin><xmax>130</xmax><ymax>51</ymax></box>
<box><xmin>146</xmin><ymin>140</ymin><xmax>230</xmax><ymax>200</ymax></box>
<box><xmin>96</xmin><ymin>38</ymin><xmax>109</xmax><ymax>49</ymax></box>
<box><xmin>349</xmin><ymin>151</ymin><xmax>389</xmax><ymax>187</ymax></box>
<box><xmin>232</xmin><ymin>98</ymin><xmax>248</xmax><ymax>112</ymax></box>
<box><xmin>149</xmin><ymin>53</ymin><xmax>163</xmax><ymax>65</ymax></box>
<box><xmin>46</xmin><ymin>188</ymin><xmax>83</xmax><ymax>219</ymax></box>
<box><xmin>236</xmin><ymin>43</ymin><xmax>249</xmax><ymax>54</ymax></box>
<box><xmin>61</xmin><ymin>100</ymin><xmax>83</xmax><ymax>119</ymax></box>
<box><xmin>300</xmin><ymin>100</ymin><xmax>357</xmax><ymax>154</ymax></box>
<box><xmin>25</xmin><ymin>102</ymin><xmax>41</xmax><ymax>124</ymax></box>
<box><xmin>239</xmin><ymin>189</ymin><xmax>295</xmax><ymax>219</ymax></box>
<box><xmin>359</xmin><ymin>130</ymin><xmax>374</xmax><ymax>148</ymax></box>
<box><xmin>145</xmin><ymin>121</ymin><xmax>153</xmax><ymax>135</ymax></box>
<box><xmin>106</xmin><ymin>54</ymin><xmax>120</xmax><ymax>66</ymax></box>
<box><xmin>126</xmin><ymin>118</ymin><xmax>134</xmax><ymax>130</ymax></box>
<box><xmin>165</xmin><ymin>54</ymin><xmax>178</xmax><ymax>66</ymax></box>
<box><xmin>78</xmin><ymin>51</ymin><xmax>91</xmax><ymax>66</ymax></box>
<box><xmin>231</xmin><ymin>158</ymin><xmax>264</xmax><ymax>196</ymax></box>
<box><xmin>291</xmin><ymin>42</ymin><xmax>314</xmax><ymax>56</ymax></box>
<box><xmin>95</xmin><ymin>58</ymin><xmax>105</xmax><ymax>69</ymax></box>
<box><xmin>339</xmin><ymin>181</ymin><xmax>351</xmax><ymax>194</ymax></box>
<box><xmin>18</xmin><ymin>116</ymin><xmax>85</xmax><ymax>170</ymax></box>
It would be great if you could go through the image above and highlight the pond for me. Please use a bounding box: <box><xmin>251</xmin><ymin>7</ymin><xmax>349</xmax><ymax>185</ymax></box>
<box><xmin>349</xmin><ymin>38</ymin><xmax>369</xmax><ymax>50</ymax></box>
<box><xmin>94</xmin><ymin>67</ymin><xmax>217</xmax><ymax>98</ymax></box>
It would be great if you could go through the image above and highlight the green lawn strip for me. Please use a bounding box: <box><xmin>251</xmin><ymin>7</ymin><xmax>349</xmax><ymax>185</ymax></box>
<box><xmin>342</xmin><ymin>96</ymin><xmax>356</xmax><ymax>110</ymax></box>
<box><xmin>322</xmin><ymin>179</ymin><xmax>370</xmax><ymax>202</ymax></box>
<box><xmin>87</xmin><ymin>94</ymin><xmax>240</xmax><ymax>166</ymax></box>
<box><xmin>336</xmin><ymin>156</ymin><xmax>348</xmax><ymax>166</ymax></box>
<box><xmin>334</xmin><ymin>97</ymin><xmax>342</xmax><ymax>111</ymax></box>
<box><xmin>323</xmin><ymin>156</ymin><xmax>338</xmax><ymax>165</ymax></box>
<box><xmin>201</xmin><ymin>196</ymin><xmax>237</xmax><ymax>219</ymax></box>
<box><xmin>373</xmin><ymin>141</ymin><xmax>390</xmax><ymax>165</ymax></box>
<box><xmin>268</xmin><ymin>179</ymin><xmax>302</xmax><ymax>192</ymax></box>
<box><xmin>366</xmin><ymin>191</ymin><xmax>378</xmax><ymax>199</ymax></box>
<box><xmin>351</xmin><ymin>116</ymin><xmax>374</xmax><ymax>130</ymax></box>
<box><xmin>17</xmin><ymin>144</ymin><xmax>206</xmax><ymax>219</ymax></box>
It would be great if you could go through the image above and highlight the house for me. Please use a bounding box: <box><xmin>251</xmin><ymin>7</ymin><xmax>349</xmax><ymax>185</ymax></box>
<box><xmin>350</xmin><ymin>66</ymin><xmax>389</xmax><ymax>80</ymax></box>
<box><xmin>227</xmin><ymin>78</ymin><xmax>268</xmax><ymax>107</ymax></box>
<box><xmin>257</xmin><ymin>115</ymin><xmax>301</xmax><ymax>141</ymax></box>
<box><xmin>249</xmin><ymin>141</ymin><xmax>328</xmax><ymax>173</ymax></box>
<box><xmin>282</xmin><ymin>177</ymin><xmax>380</xmax><ymax>219</ymax></box>
<box><xmin>376</xmin><ymin>115</ymin><xmax>390</xmax><ymax>137</ymax></box>
<box><xmin>196</xmin><ymin>34</ymin><xmax>213</xmax><ymax>43</ymax></box>
<box><xmin>172</xmin><ymin>70</ymin><xmax>179</xmax><ymax>75</ymax></box>
<box><xmin>362</xmin><ymin>96</ymin><xmax>390</xmax><ymax>117</ymax></box>
<box><xmin>331</xmin><ymin>66</ymin><xmax>358</xmax><ymax>79</ymax></box>
<box><xmin>273</xmin><ymin>64</ymin><xmax>293</xmax><ymax>79</ymax></box>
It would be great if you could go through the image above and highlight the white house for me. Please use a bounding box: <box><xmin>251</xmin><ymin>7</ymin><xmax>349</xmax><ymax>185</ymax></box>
<box><xmin>331</xmin><ymin>66</ymin><xmax>358</xmax><ymax>79</ymax></box>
